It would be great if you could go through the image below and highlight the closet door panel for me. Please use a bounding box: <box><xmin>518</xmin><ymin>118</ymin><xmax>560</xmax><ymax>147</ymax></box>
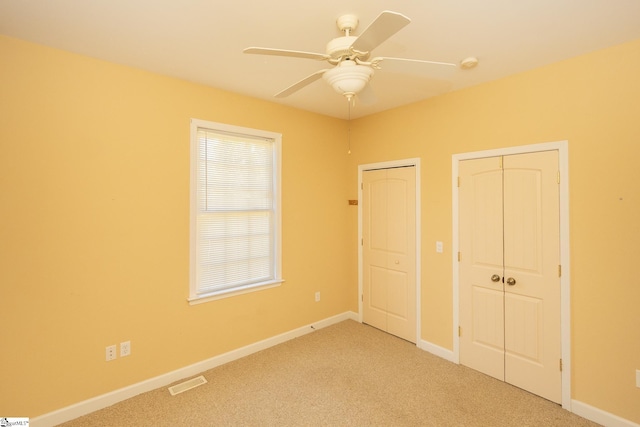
<box><xmin>363</xmin><ymin>167</ymin><xmax>416</xmax><ymax>343</ymax></box>
<box><xmin>503</xmin><ymin>151</ymin><xmax>561</xmax><ymax>404</ymax></box>
<box><xmin>459</xmin><ymin>151</ymin><xmax>561</xmax><ymax>404</ymax></box>
<box><xmin>459</xmin><ymin>156</ymin><xmax>505</xmax><ymax>380</ymax></box>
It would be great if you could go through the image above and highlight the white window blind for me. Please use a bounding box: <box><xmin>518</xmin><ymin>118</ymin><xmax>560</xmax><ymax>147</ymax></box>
<box><xmin>190</xmin><ymin>120</ymin><xmax>281</xmax><ymax>302</ymax></box>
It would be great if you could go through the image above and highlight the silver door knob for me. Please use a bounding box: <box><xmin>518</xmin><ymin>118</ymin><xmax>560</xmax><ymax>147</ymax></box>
<box><xmin>506</xmin><ymin>277</ymin><xmax>516</xmax><ymax>286</ymax></box>
<box><xmin>491</xmin><ymin>274</ymin><xmax>501</xmax><ymax>282</ymax></box>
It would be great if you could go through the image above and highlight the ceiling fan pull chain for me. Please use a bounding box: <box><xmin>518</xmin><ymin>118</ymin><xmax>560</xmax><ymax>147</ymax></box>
<box><xmin>347</xmin><ymin>99</ymin><xmax>352</xmax><ymax>154</ymax></box>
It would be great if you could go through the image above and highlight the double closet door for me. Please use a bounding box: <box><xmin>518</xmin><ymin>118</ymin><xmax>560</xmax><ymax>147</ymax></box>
<box><xmin>362</xmin><ymin>166</ymin><xmax>416</xmax><ymax>343</ymax></box>
<box><xmin>459</xmin><ymin>151</ymin><xmax>561</xmax><ymax>403</ymax></box>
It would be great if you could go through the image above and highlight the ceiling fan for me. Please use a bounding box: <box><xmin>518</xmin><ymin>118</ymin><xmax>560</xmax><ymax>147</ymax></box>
<box><xmin>243</xmin><ymin>11</ymin><xmax>458</xmax><ymax>103</ymax></box>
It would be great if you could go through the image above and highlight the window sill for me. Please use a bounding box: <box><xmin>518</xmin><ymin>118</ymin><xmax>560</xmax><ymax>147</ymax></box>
<box><xmin>188</xmin><ymin>279</ymin><xmax>284</xmax><ymax>305</ymax></box>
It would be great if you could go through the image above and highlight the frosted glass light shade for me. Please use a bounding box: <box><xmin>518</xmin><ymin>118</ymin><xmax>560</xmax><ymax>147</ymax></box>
<box><xmin>323</xmin><ymin>60</ymin><xmax>374</xmax><ymax>98</ymax></box>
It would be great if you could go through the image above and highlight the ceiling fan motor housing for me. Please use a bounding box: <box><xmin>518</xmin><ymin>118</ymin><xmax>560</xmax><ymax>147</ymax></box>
<box><xmin>326</xmin><ymin>36</ymin><xmax>361</xmax><ymax>60</ymax></box>
<box><xmin>326</xmin><ymin>14</ymin><xmax>370</xmax><ymax>61</ymax></box>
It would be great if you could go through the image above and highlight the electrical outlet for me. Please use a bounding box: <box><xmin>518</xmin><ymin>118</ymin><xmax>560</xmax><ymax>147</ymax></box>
<box><xmin>436</xmin><ymin>241</ymin><xmax>444</xmax><ymax>253</ymax></box>
<box><xmin>636</xmin><ymin>369</ymin><xmax>639</xmax><ymax>388</ymax></box>
<box><xmin>315</xmin><ymin>291</ymin><xmax>320</xmax><ymax>302</ymax></box>
<box><xmin>120</xmin><ymin>341</ymin><xmax>131</xmax><ymax>357</ymax></box>
<box><xmin>106</xmin><ymin>345</ymin><xmax>117</xmax><ymax>361</ymax></box>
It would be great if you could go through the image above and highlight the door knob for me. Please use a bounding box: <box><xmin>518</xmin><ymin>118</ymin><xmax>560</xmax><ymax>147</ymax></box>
<box><xmin>506</xmin><ymin>277</ymin><xmax>516</xmax><ymax>286</ymax></box>
<box><xmin>491</xmin><ymin>274</ymin><xmax>501</xmax><ymax>282</ymax></box>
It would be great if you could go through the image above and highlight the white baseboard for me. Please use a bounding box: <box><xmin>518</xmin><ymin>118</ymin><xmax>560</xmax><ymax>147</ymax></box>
<box><xmin>571</xmin><ymin>400</ymin><xmax>639</xmax><ymax>427</ymax></box>
<box><xmin>416</xmin><ymin>341</ymin><xmax>640</xmax><ymax>427</ymax></box>
<box><xmin>31</xmin><ymin>313</ymin><xmax>639</xmax><ymax>427</ymax></box>
<box><xmin>31</xmin><ymin>311</ymin><xmax>358</xmax><ymax>427</ymax></box>
<box><xmin>418</xmin><ymin>339</ymin><xmax>455</xmax><ymax>363</ymax></box>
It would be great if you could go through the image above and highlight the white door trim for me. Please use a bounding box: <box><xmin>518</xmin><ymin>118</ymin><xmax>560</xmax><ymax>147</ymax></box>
<box><xmin>452</xmin><ymin>141</ymin><xmax>571</xmax><ymax>410</ymax></box>
<box><xmin>358</xmin><ymin>158</ymin><xmax>421</xmax><ymax>344</ymax></box>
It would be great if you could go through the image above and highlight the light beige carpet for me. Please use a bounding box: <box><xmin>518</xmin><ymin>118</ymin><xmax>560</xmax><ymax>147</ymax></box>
<box><xmin>59</xmin><ymin>320</ymin><xmax>599</xmax><ymax>426</ymax></box>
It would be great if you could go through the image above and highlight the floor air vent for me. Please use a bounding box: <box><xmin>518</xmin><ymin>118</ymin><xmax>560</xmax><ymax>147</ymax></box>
<box><xmin>168</xmin><ymin>375</ymin><xmax>207</xmax><ymax>396</ymax></box>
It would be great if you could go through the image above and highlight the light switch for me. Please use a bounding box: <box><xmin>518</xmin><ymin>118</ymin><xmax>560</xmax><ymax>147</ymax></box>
<box><xmin>436</xmin><ymin>241</ymin><xmax>444</xmax><ymax>253</ymax></box>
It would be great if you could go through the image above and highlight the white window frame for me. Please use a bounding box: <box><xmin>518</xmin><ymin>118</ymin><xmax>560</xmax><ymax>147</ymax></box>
<box><xmin>189</xmin><ymin>118</ymin><xmax>282</xmax><ymax>304</ymax></box>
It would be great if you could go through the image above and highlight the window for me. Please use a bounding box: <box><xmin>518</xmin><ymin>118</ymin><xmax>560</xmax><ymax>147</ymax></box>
<box><xmin>189</xmin><ymin>119</ymin><xmax>282</xmax><ymax>303</ymax></box>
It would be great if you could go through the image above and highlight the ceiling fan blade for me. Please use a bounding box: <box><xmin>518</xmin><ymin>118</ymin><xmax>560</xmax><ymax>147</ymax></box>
<box><xmin>275</xmin><ymin>69</ymin><xmax>328</xmax><ymax>98</ymax></box>
<box><xmin>350</xmin><ymin>11</ymin><xmax>411</xmax><ymax>53</ymax></box>
<box><xmin>244</xmin><ymin>47</ymin><xmax>330</xmax><ymax>61</ymax></box>
<box><xmin>375</xmin><ymin>57</ymin><xmax>457</xmax><ymax>80</ymax></box>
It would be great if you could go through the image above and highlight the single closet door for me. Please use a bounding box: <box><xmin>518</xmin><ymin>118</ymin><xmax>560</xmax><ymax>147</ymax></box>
<box><xmin>459</xmin><ymin>151</ymin><xmax>561</xmax><ymax>403</ymax></box>
<box><xmin>362</xmin><ymin>166</ymin><xmax>416</xmax><ymax>343</ymax></box>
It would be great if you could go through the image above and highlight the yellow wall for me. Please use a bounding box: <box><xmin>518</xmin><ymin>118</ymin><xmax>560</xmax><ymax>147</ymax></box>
<box><xmin>2</xmin><ymin>32</ymin><xmax>639</xmax><ymax>424</ymax></box>
<box><xmin>0</xmin><ymin>35</ymin><xmax>354</xmax><ymax>417</ymax></box>
<box><xmin>348</xmin><ymin>39</ymin><xmax>640</xmax><ymax>422</ymax></box>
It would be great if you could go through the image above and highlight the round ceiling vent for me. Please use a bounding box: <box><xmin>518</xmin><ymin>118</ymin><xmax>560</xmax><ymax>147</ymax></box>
<box><xmin>460</xmin><ymin>57</ymin><xmax>479</xmax><ymax>70</ymax></box>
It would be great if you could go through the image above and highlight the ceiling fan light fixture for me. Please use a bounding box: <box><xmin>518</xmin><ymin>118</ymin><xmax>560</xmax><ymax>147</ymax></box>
<box><xmin>322</xmin><ymin>60</ymin><xmax>374</xmax><ymax>99</ymax></box>
<box><xmin>244</xmin><ymin>11</ymin><xmax>456</xmax><ymax>105</ymax></box>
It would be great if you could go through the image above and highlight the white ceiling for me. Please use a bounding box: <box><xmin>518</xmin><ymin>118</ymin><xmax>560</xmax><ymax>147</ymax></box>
<box><xmin>2</xmin><ymin>1</ymin><xmax>640</xmax><ymax>119</ymax></box>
